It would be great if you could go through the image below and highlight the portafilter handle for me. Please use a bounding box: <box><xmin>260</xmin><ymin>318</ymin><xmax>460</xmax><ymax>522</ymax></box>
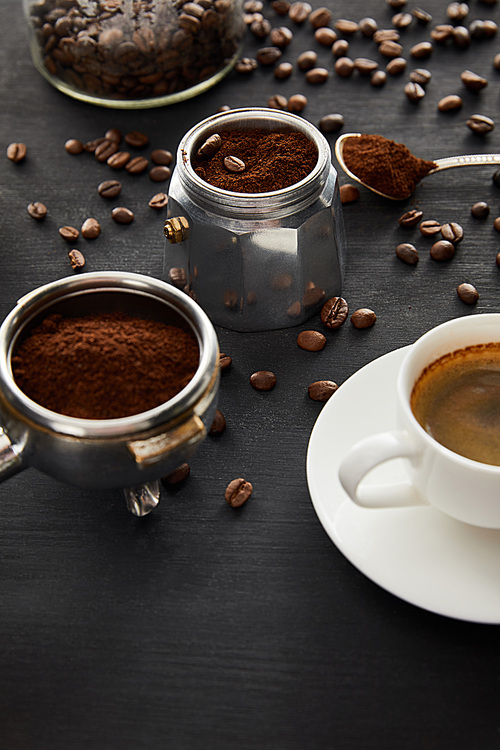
<box><xmin>124</xmin><ymin>480</ymin><xmax>161</xmax><ymax>516</ymax></box>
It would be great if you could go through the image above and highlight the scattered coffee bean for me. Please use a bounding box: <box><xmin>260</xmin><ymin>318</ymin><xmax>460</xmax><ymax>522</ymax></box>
<box><xmin>83</xmin><ymin>138</ymin><xmax>105</xmax><ymax>153</ymax></box>
<box><xmin>431</xmin><ymin>24</ymin><xmax>454</xmax><ymax>43</ymax></box>
<box><xmin>225</xmin><ymin>477</ymin><xmax>253</xmax><ymax>508</ymax></box>
<box><xmin>98</xmin><ymin>180</ymin><xmax>122</xmax><ymax>199</ymax></box>
<box><xmin>379</xmin><ymin>41</ymin><xmax>404</xmax><ymax>58</ymax></box>
<box><xmin>411</xmin><ymin>41</ymin><xmax>433</xmax><ymax>59</ymax></box>
<box><xmin>126</xmin><ymin>156</ymin><xmax>149</xmax><ymax>174</ymax></box>
<box><xmin>305</xmin><ymin>67</ymin><xmax>329</xmax><ymax>83</ymax></box>
<box><xmin>256</xmin><ymin>46</ymin><xmax>282</xmax><ymax>65</ymax></box>
<box><xmin>161</xmin><ymin>463</ymin><xmax>191</xmax><ymax>486</ymax></box>
<box><xmin>453</xmin><ymin>26</ymin><xmax>471</xmax><ymax>48</ymax></box>
<box><xmin>219</xmin><ymin>353</ymin><xmax>232</xmax><ymax>371</ymax></box>
<box><xmin>309</xmin><ymin>7</ymin><xmax>331</xmax><ymax>28</ymax></box>
<box><xmin>107</xmin><ymin>151</ymin><xmax>131</xmax><ymax>169</ymax></box>
<box><xmin>94</xmin><ymin>139</ymin><xmax>119</xmax><ymax>163</ymax></box>
<box><xmin>6</xmin><ymin>142</ymin><xmax>27</xmax><ymax>163</ymax></box>
<box><xmin>371</xmin><ymin>70</ymin><xmax>387</xmax><ymax>87</ymax></box>
<box><xmin>392</xmin><ymin>11</ymin><xmax>413</xmax><ymax>28</ymax></box>
<box><xmin>339</xmin><ymin>184</ymin><xmax>360</xmax><ymax>204</ymax></box>
<box><xmin>430</xmin><ymin>240</ymin><xmax>456</xmax><ymax>260</ymax></box>
<box><xmin>351</xmin><ymin>308</ymin><xmax>376</xmax><ymax>328</ymax></box>
<box><xmin>274</xmin><ymin>61</ymin><xmax>293</xmax><ymax>79</ymax></box>
<box><xmin>81</xmin><ymin>218</ymin><xmax>101</xmax><ymax>239</ymax></box>
<box><xmin>320</xmin><ymin>296</ymin><xmax>349</xmax><ymax>328</ymax></box>
<box><xmin>124</xmin><ymin>130</ymin><xmax>149</xmax><ymax>148</ymax></box>
<box><xmin>297</xmin><ymin>330</ymin><xmax>326</xmax><ymax>351</ymax></box>
<box><xmin>413</xmin><ymin>8</ymin><xmax>432</xmax><ymax>24</ymax></box>
<box><xmin>373</xmin><ymin>29</ymin><xmax>400</xmax><ymax>43</ymax></box>
<box><xmin>68</xmin><ymin>249</ymin><xmax>85</xmax><ymax>270</ymax></box>
<box><xmin>405</xmin><ymin>81</ymin><xmax>425</xmax><ymax>102</ymax></box>
<box><xmin>315</xmin><ymin>27</ymin><xmax>337</xmax><ymax>45</ymax></box>
<box><xmin>197</xmin><ymin>134</ymin><xmax>222</xmax><ymax>158</ymax></box>
<box><xmin>354</xmin><ymin>58</ymin><xmax>378</xmax><ymax>75</ymax></box>
<box><xmin>288</xmin><ymin>94</ymin><xmax>308</xmax><ymax>112</ymax></box>
<box><xmin>334</xmin><ymin>57</ymin><xmax>354</xmax><ymax>77</ymax></box>
<box><xmin>471</xmin><ymin>201</ymin><xmax>489</xmax><ymax>218</ymax></box>
<box><xmin>59</xmin><ymin>225</ymin><xmax>79</xmax><ymax>241</ymax></box>
<box><xmin>251</xmin><ymin>18</ymin><xmax>271</xmax><ymax>37</ymax></box>
<box><xmin>447</xmin><ymin>2</ymin><xmax>469</xmax><ymax>22</ymax></box>
<box><xmin>359</xmin><ymin>17</ymin><xmax>378</xmax><ymax>37</ymax></box>
<box><xmin>105</xmin><ymin>128</ymin><xmax>122</xmax><ymax>144</ymax></box>
<box><xmin>209</xmin><ymin>409</ymin><xmax>226</xmax><ymax>435</ymax></box>
<box><xmin>420</xmin><ymin>219</ymin><xmax>441</xmax><ymax>236</ymax></box>
<box><xmin>250</xmin><ymin>370</ymin><xmax>277</xmax><ymax>390</ymax></box>
<box><xmin>308</xmin><ymin>380</ymin><xmax>338</xmax><ymax>402</ymax></box>
<box><xmin>496</xmin><ymin>252</ymin><xmax>500</xmax><ymax>268</ymax></box>
<box><xmin>145</xmin><ymin>192</ymin><xmax>168</xmax><ymax>212</ymax></box>
<box><xmin>151</xmin><ymin>149</ymin><xmax>173</xmax><ymax>166</ymax></box>
<box><xmin>270</xmin><ymin>25</ymin><xmax>293</xmax><ymax>47</ymax></box>
<box><xmin>297</xmin><ymin>50</ymin><xmax>317</xmax><ymax>70</ymax></box>
<box><xmin>235</xmin><ymin>57</ymin><xmax>258</xmax><ymax>73</ymax></box>
<box><xmin>111</xmin><ymin>207</ymin><xmax>134</xmax><ymax>225</ymax></box>
<box><xmin>318</xmin><ymin>113</ymin><xmax>344</xmax><ymax>133</ymax></box>
<box><xmin>272</xmin><ymin>0</ymin><xmax>290</xmax><ymax>13</ymax></box>
<box><xmin>64</xmin><ymin>139</ymin><xmax>83</xmax><ymax>155</ymax></box>
<box><xmin>494</xmin><ymin>217</ymin><xmax>500</xmax><ymax>232</ymax></box>
<box><xmin>335</xmin><ymin>19</ymin><xmax>359</xmax><ymax>34</ymax></box>
<box><xmin>289</xmin><ymin>1</ymin><xmax>312</xmax><ymax>23</ymax></box>
<box><xmin>461</xmin><ymin>70</ymin><xmax>488</xmax><ymax>91</ymax></box>
<box><xmin>409</xmin><ymin>68</ymin><xmax>431</xmax><ymax>86</ymax></box>
<box><xmin>398</xmin><ymin>209</ymin><xmax>423</xmax><ymax>227</ymax></box>
<box><xmin>386</xmin><ymin>57</ymin><xmax>407</xmax><ymax>75</ymax></box>
<box><xmin>332</xmin><ymin>39</ymin><xmax>349</xmax><ymax>57</ymax></box>
<box><xmin>224</xmin><ymin>155</ymin><xmax>246</xmax><ymax>172</ymax></box>
<box><xmin>396</xmin><ymin>242</ymin><xmax>419</xmax><ymax>264</ymax></box>
<box><xmin>268</xmin><ymin>93</ymin><xmax>288</xmax><ymax>109</ymax></box>
<box><xmin>149</xmin><ymin>165</ymin><xmax>172</xmax><ymax>182</ymax></box>
<box><xmin>457</xmin><ymin>282</ymin><xmax>479</xmax><ymax>304</ymax></box>
<box><xmin>27</xmin><ymin>201</ymin><xmax>47</xmax><ymax>220</ymax></box>
<box><xmin>466</xmin><ymin>114</ymin><xmax>495</xmax><ymax>134</ymax></box>
<box><xmin>441</xmin><ymin>222</ymin><xmax>463</xmax><ymax>243</ymax></box>
<box><xmin>438</xmin><ymin>95</ymin><xmax>463</xmax><ymax>112</ymax></box>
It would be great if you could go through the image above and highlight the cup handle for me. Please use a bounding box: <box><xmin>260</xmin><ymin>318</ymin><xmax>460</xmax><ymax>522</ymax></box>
<box><xmin>338</xmin><ymin>430</ymin><xmax>428</xmax><ymax>509</ymax></box>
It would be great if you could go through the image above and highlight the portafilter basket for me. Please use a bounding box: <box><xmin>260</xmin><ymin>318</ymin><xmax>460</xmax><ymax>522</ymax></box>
<box><xmin>0</xmin><ymin>272</ymin><xmax>220</xmax><ymax>516</ymax></box>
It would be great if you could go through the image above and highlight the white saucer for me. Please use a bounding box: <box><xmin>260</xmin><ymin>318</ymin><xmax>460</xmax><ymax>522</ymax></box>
<box><xmin>306</xmin><ymin>346</ymin><xmax>500</xmax><ymax>624</ymax></box>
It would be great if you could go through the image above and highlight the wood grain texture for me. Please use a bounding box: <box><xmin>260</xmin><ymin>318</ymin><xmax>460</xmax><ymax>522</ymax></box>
<box><xmin>1</xmin><ymin>1</ymin><xmax>500</xmax><ymax>748</ymax></box>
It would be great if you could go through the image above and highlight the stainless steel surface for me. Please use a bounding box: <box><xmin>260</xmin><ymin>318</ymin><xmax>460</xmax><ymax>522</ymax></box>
<box><xmin>124</xmin><ymin>481</ymin><xmax>161</xmax><ymax>517</ymax></box>
<box><xmin>164</xmin><ymin>107</ymin><xmax>345</xmax><ymax>331</ymax></box>
<box><xmin>335</xmin><ymin>132</ymin><xmax>500</xmax><ymax>200</ymax></box>
<box><xmin>0</xmin><ymin>272</ymin><xmax>219</xmax><ymax>496</ymax></box>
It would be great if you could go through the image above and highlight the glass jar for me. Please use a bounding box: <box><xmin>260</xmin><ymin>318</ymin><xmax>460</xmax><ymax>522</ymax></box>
<box><xmin>164</xmin><ymin>108</ymin><xmax>346</xmax><ymax>331</ymax></box>
<box><xmin>23</xmin><ymin>0</ymin><xmax>245</xmax><ymax>108</ymax></box>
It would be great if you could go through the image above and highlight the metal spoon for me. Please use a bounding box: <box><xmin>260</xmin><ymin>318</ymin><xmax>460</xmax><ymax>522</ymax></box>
<box><xmin>334</xmin><ymin>132</ymin><xmax>500</xmax><ymax>200</ymax></box>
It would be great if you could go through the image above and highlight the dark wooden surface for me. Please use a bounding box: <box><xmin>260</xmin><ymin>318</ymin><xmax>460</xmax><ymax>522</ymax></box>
<box><xmin>1</xmin><ymin>1</ymin><xmax>500</xmax><ymax>748</ymax></box>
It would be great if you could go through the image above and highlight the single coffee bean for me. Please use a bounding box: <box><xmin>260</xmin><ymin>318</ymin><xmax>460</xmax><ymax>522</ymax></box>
<box><xmin>124</xmin><ymin>130</ymin><xmax>149</xmax><ymax>148</ymax></box>
<box><xmin>27</xmin><ymin>201</ymin><xmax>47</xmax><ymax>220</ymax></box>
<box><xmin>334</xmin><ymin>57</ymin><xmax>354</xmax><ymax>77</ymax></box>
<box><xmin>398</xmin><ymin>208</ymin><xmax>423</xmax><ymax>227</ymax></box>
<box><xmin>151</xmin><ymin>149</ymin><xmax>173</xmax><ymax>166</ymax></box>
<box><xmin>289</xmin><ymin>1</ymin><xmax>312</xmax><ymax>23</ymax></box>
<box><xmin>268</xmin><ymin>94</ymin><xmax>288</xmax><ymax>109</ymax></box>
<box><xmin>353</xmin><ymin>58</ymin><xmax>378</xmax><ymax>75</ymax></box>
<box><xmin>373</xmin><ymin>29</ymin><xmax>400</xmax><ymax>43</ymax></box>
<box><xmin>413</xmin><ymin>8</ymin><xmax>432</xmax><ymax>24</ymax></box>
<box><xmin>219</xmin><ymin>353</ymin><xmax>232</xmax><ymax>371</ymax></box>
<box><xmin>466</xmin><ymin>114</ymin><xmax>495</xmax><ymax>135</ymax></box>
<box><xmin>320</xmin><ymin>296</ymin><xmax>349</xmax><ymax>328</ymax></box>
<box><xmin>161</xmin><ymin>463</ymin><xmax>190</xmax><ymax>485</ymax></box>
<box><xmin>351</xmin><ymin>308</ymin><xmax>376</xmax><ymax>328</ymax></box>
<box><xmin>272</xmin><ymin>0</ymin><xmax>290</xmax><ymax>13</ymax></box>
<box><xmin>209</xmin><ymin>409</ymin><xmax>226</xmax><ymax>435</ymax></box>
<box><xmin>305</xmin><ymin>67</ymin><xmax>329</xmax><ymax>83</ymax></box>
<box><xmin>224</xmin><ymin>155</ymin><xmax>246</xmax><ymax>172</ymax></box>
<box><xmin>386</xmin><ymin>0</ymin><xmax>406</xmax><ymax>8</ymax></box>
<box><xmin>83</xmin><ymin>138</ymin><xmax>105</xmax><ymax>154</ymax></box>
<box><xmin>225</xmin><ymin>477</ymin><xmax>253</xmax><ymax>508</ymax></box>
<box><xmin>274</xmin><ymin>61</ymin><xmax>293</xmax><ymax>79</ymax></box>
<box><xmin>386</xmin><ymin>57</ymin><xmax>407</xmax><ymax>75</ymax></box>
<box><xmin>107</xmin><ymin>151</ymin><xmax>130</xmax><ymax>168</ymax></box>
<box><xmin>441</xmin><ymin>222</ymin><xmax>464</xmax><ymax>243</ymax></box>
<box><xmin>68</xmin><ymin>249</ymin><xmax>85</xmax><ymax>271</ymax></box>
<box><xmin>59</xmin><ymin>225</ymin><xmax>79</xmax><ymax>241</ymax></box>
<box><xmin>297</xmin><ymin>49</ymin><xmax>317</xmax><ymax>70</ymax></box>
<box><xmin>105</xmin><ymin>128</ymin><xmax>122</xmax><ymax>144</ymax></box>
<box><xmin>6</xmin><ymin>142</ymin><xmax>27</xmax><ymax>162</ymax></box>
<box><xmin>251</xmin><ymin>18</ymin><xmax>271</xmax><ymax>37</ymax></box>
<box><xmin>469</xmin><ymin>19</ymin><xmax>486</xmax><ymax>38</ymax></box>
<box><xmin>430</xmin><ymin>240</ymin><xmax>455</xmax><ymax>260</ymax></box>
<box><xmin>447</xmin><ymin>1</ymin><xmax>469</xmax><ymax>21</ymax></box>
<box><xmin>126</xmin><ymin>156</ymin><xmax>149</xmax><ymax>174</ymax></box>
<box><xmin>64</xmin><ymin>139</ymin><xmax>83</xmax><ymax>155</ymax></box>
<box><xmin>396</xmin><ymin>242</ymin><xmax>419</xmax><ymax>264</ymax></box>
<box><xmin>438</xmin><ymin>94</ymin><xmax>463</xmax><ymax>112</ymax></box>
<box><xmin>287</xmin><ymin>94</ymin><xmax>308</xmax><ymax>112</ymax></box>
<box><xmin>405</xmin><ymin>81</ymin><xmax>425</xmax><ymax>102</ymax></box>
<box><xmin>318</xmin><ymin>113</ymin><xmax>344</xmax><ymax>133</ymax></box>
<box><xmin>270</xmin><ymin>26</ymin><xmax>293</xmax><ymax>47</ymax></box>
<box><xmin>81</xmin><ymin>218</ymin><xmax>101</xmax><ymax>239</ymax></box>
<box><xmin>332</xmin><ymin>39</ymin><xmax>349</xmax><ymax>57</ymax></box>
<box><xmin>371</xmin><ymin>70</ymin><xmax>387</xmax><ymax>87</ymax></box>
<box><xmin>359</xmin><ymin>17</ymin><xmax>378</xmax><ymax>37</ymax></box>
<box><xmin>335</xmin><ymin>19</ymin><xmax>359</xmax><ymax>34</ymax></box>
<box><xmin>482</xmin><ymin>20</ymin><xmax>498</xmax><ymax>38</ymax></box>
<box><xmin>149</xmin><ymin>165</ymin><xmax>171</xmax><ymax>182</ymax></box>
<box><xmin>392</xmin><ymin>11</ymin><xmax>413</xmax><ymax>28</ymax></box>
<box><xmin>197</xmin><ymin>134</ymin><xmax>222</xmax><ymax>158</ymax></box>
<box><xmin>461</xmin><ymin>70</ymin><xmax>488</xmax><ymax>91</ymax></box>
<box><xmin>235</xmin><ymin>57</ymin><xmax>258</xmax><ymax>74</ymax></box>
<box><xmin>493</xmin><ymin>54</ymin><xmax>500</xmax><ymax>71</ymax></box>
<box><xmin>471</xmin><ymin>201</ymin><xmax>489</xmax><ymax>218</ymax></box>
<box><xmin>256</xmin><ymin>46</ymin><xmax>282</xmax><ymax>65</ymax></box>
<box><xmin>339</xmin><ymin>184</ymin><xmax>360</xmax><ymax>203</ymax></box>
<box><xmin>94</xmin><ymin>138</ymin><xmax>119</xmax><ymax>162</ymax></box>
<box><xmin>420</xmin><ymin>219</ymin><xmax>441</xmax><ymax>236</ymax></box>
<box><xmin>411</xmin><ymin>41</ymin><xmax>433</xmax><ymax>60</ymax></box>
<box><xmin>457</xmin><ymin>282</ymin><xmax>479</xmax><ymax>304</ymax></box>
<box><xmin>431</xmin><ymin>24</ymin><xmax>454</xmax><ymax>43</ymax></box>
<box><xmin>98</xmin><ymin>179</ymin><xmax>121</xmax><ymax>198</ymax></box>
<box><xmin>297</xmin><ymin>330</ymin><xmax>326</xmax><ymax>351</ymax></box>
<box><xmin>494</xmin><ymin>217</ymin><xmax>500</xmax><ymax>233</ymax></box>
<box><xmin>315</xmin><ymin>27</ymin><xmax>337</xmax><ymax>45</ymax></box>
<box><xmin>250</xmin><ymin>370</ymin><xmax>277</xmax><ymax>390</ymax></box>
<box><xmin>308</xmin><ymin>380</ymin><xmax>338</xmax><ymax>402</ymax></box>
<box><xmin>496</xmin><ymin>252</ymin><xmax>500</xmax><ymax>268</ymax></box>
<box><xmin>409</xmin><ymin>67</ymin><xmax>432</xmax><ymax>86</ymax></box>
<box><xmin>148</xmin><ymin>192</ymin><xmax>169</xmax><ymax>209</ymax></box>
<box><xmin>111</xmin><ymin>207</ymin><xmax>134</xmax><ymax>224</ymax></box>
<box><xmin>379</xmin><ymin>40</ymin><xmax>404</xmax><ymax>58</ymax></box>
<box><xmin>453</xmin><ymin>25</ymin><xmax>471</xmax><ymax>48</ymax></box>
<box><xmin>309</xmin><ymin>7</ymin><xmax>331</xmax><ymax>28</ymax></box>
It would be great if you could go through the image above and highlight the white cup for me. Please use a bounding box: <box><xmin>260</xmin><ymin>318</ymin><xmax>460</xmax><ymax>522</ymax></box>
<box><xmin>338</xmin><ymin>314</ymin><xmax>500</xmax><ymax>528</ymax></box>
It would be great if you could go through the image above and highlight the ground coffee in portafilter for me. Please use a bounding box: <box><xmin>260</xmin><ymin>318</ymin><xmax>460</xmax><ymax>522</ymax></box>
<box><xmin>12</xmin><ymin>311</ymin><xmax>199</xmax><ymax>420</ymax></box>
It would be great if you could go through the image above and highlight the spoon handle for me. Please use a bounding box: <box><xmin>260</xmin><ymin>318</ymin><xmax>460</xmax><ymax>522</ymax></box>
<box><xmin>430</xmin><ymin>153</ymin><xmax>500</xmax><ymax>173</ymax></box>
